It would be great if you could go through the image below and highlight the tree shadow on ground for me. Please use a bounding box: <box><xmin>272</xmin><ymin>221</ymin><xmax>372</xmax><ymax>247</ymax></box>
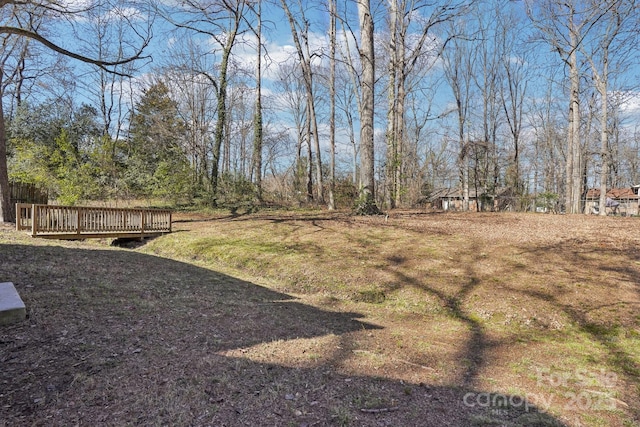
<box><xmin>380</xmin><ymin>243</ymin><xmax>488</xmax><ymax>390</ymax></box>
<box><xmin>0</xmin><ymin>243</ymin><xmax>566</xmax><ymax>426</ymax></box>
<box><xmin>377</xmin><ymin>235</ymin><xmax>640</xmax><ymax>426</ymax></box>
<box><xmin>510</xmin><ymin>240</ymin><xmax>640</xmax><ymax>421</ymax></box>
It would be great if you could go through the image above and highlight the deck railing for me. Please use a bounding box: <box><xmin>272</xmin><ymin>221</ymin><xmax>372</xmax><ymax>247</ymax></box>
<box><xmin>16</xmin><ymin>204</ymin><xmax>172</xmax><ymax>239</ymax></box>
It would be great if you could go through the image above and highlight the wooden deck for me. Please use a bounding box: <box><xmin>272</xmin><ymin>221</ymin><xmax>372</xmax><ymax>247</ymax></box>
<box><xmin>16</xmin><ymin>204</ymin><xmax>172</xmax><ymax>240</ymax></box>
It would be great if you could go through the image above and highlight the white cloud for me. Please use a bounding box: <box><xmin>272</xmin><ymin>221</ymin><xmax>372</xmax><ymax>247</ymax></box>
<box><xmin>106</xmin><ymin>6</ymin><xmax>145</xmax><ymax>21</ymax></box>
<box><xmin>58</xmin><ymin>0</ymin><xmax>147</xmax><ymax>23</ymax></box>
<box><xmin>227</xmin><ymin>30</ymin><xmax>330</xmax><ymax>81</ymax></box>
<box><xmin>616</xmin><ymin>91</ymin><xmax>640</xmax><ymax>116</ymax></box>
<box><xmin>60</xmin><ymin>0</ymin><xmax>95</xmax><ymax>13</ymax></box>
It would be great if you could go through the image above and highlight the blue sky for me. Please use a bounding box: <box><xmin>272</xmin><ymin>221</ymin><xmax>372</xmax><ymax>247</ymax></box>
<box><xmin>20</xmin><ymin>0</ymin><xmax>640</xmax><ymax>187</ymax></box>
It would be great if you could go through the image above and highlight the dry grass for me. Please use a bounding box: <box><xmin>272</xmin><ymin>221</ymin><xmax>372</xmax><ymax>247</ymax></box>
<box><xmin>1</xmin><ymin>209</ymin><xmax>639</xmax><ymax>426</ymax></box>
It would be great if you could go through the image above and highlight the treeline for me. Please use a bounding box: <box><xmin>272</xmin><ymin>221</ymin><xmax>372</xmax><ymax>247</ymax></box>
<box><xmin>2</xmin><ymin>0</ymin><xmax>640</xmax><ymax>216</ymax></box>
<box><xmin>6</xmin><ymin>85</ymin><xmax>251</xmax><ymax>207</ymax></box>
<box><xmin>5</xmin><ymin>83</ymin><xmax>357</xmax><ymax>208</ymax></box>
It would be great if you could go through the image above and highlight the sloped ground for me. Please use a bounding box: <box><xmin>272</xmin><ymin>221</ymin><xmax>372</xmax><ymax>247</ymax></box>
<box><xmin>1</xmin><ymin>210</ymin><xmax>639</xmax><ymax>426</ymax></box>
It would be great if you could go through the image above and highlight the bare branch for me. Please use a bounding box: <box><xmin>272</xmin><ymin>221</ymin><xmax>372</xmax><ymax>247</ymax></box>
<box><xmin>0</xmin><ymin>25</ymin><xmax>150</xmax><ymax>76</ymax></box>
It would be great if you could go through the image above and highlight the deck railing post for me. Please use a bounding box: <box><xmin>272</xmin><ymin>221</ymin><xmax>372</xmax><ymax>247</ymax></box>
<box><xmin>140</xmin><ymin>209</ymin><xmax>146</xmax><ymax>239</ymax></box>
<box><xmin>31</xmin><ymin>204</ymin><xmax>37</xmax><ymax>237</ymax></box>
<box><xmin>15</xmin><ymin>203</ymin><xmax>31</xmax><ymax>232</ymax></box>
<box><xmin>77</xmin><ymin>207</ymin><xmax>82</xmax><ymax>236</ymax></box>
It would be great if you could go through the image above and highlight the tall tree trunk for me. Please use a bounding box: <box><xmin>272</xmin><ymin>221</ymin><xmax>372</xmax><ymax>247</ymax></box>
<box><xmin>347</xmin><ymin>110</ymin><xmax>358</xmax><ymax>185</ymax></box>
<box><xmin>252</xmin><ymin>0</ymin><xmax>263</xmax><ymax>202</ymax></box>
<box><xmin>385</xmin><ymin>0</ymin><xmax>398</xmax><ymax>209</ymax></box>
<box><xmin>337</xmin><ymin>16</ymin><xmax>363</xmax><ymax>189</ymax></box>
<box><xmin>311</xmin><ymin>104</ymin><xmax>324</xmax><ymax>203</ymax></box>
<box><xmin>598</xmin><ymin>74</ymin><xmax>608</xmax><ymax>216</ymax></box>
<box><xmin>356</xmin><ymin>0</ymin><xmax>379</xmax><ymax>214</ymax></box>
<box><xmin>328</xmin><ymin>0</ymin><xmax>336</xmax><ymax>210</ymax></box>
<box><xmin>595</xmin><ymin>45</ymin><xmax>610</xmax><ymax>215</ymax></box>
<box><xmin>457</xmin><ymin>100</ymin><xmax>469</xmax><ymax>212</ymax></box>
<box><xmin>280</xmin><ymin>0</ymin><xmax>324</xmax><ymax>203</ymax></box>
<box><xmin>0</xmin><ymin>68</ymin><xmax>12</xmax><ymax>223</ymax></box>
<box><xmin>211</xmin><ymin>31</ymin><xmax>237</xmax><ymax>206</ymax></box>
<box><xmin>461</xmin><ymin>140</ymin><xmax>469</xmax><ymax>212</ymax></box>
<box><xmin>567</xmin><ymin>26</ymin><xmax>581</xmax><ymax>214</ymax></box>
<box><xmin>305</xmin><ymin>104</ymin><xmax>313</xmax><ymax>202</ymax></box>
<box><xmin>395</xmin><ymin>63</ymin><xmax>405</xmax><ymax>208</ymax></box>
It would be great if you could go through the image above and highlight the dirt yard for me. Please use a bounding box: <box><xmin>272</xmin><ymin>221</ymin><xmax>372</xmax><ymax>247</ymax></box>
<box><xmin>1</xmin><ymin>210</ymin><xmax>639</xmax><ymax>426</ymax></box>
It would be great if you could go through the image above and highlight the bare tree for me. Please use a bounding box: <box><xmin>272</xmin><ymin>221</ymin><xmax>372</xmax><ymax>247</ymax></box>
<box><xmin>528</xmin><ymin>71</ymin><xmax>565</xmax><ymax>200</ymax></box>
<box><xmin>275</xmin><ymin>60</ymin><xmax>311</xmax><ymax>201</ymax></box>
<box><xmin>77</xmin><ymin>2</ymin><xmax>145</xmax><ymax>200</ymax></box>
<box><xmin>279</xmin><ymin>0</ymin><xmax>324</xmax><ymax>203</ymax></box>
<box><xmin>442</xmin><ymin>19</ymin><xmax>474</xmax><ymax>211</ymax></box>
<box><xmin>164</xmin><ymin>39</ymin><xmax>223</xmax><ymax>193</ymax></box>
<box><xmin>355</xmin><ymin>0</ymin><xmax>379</xmax><ymax>214</ymax></box>
<box><xmin>335</xmin><ymin>14</ymin><xmax>363</xmax><ymax>187</ymax></box>
<box><xmin>498</xmin><ymin>8</ymin><xmax>530</xmax><ymax>206</ymax></box>
<box><xmin>230</xmin><ymin>79</ymin><xmax>258</xmax><ymax>177</ymax></box>
<box><xmin>385</xmin><ymin>0</ymin><xmax>400</xmax><ymax>209</ymax></box>
<box><xmin>578</xmin><ymin>0</ymin><xmax>637</xmax><ymax>215</ymax></box>
<box><xmin>165</xmin><ymin>0</ymin><xmax>248</xmax><ymax>206</ymax></box>
<box><xmin>526</xmin><ymin>0</ymin><xmax>611</xmax><ymax>214</ymax></box>
<box><xmin>327</xmin><ymin>0</ymin><xmax>337</xmax><ymax>210</ymax></box>
<box><xmin>250</xmin><ymin>0</ymin><xmax>263</xmax><ymax>202</ymax></box>
<box><xmin>0</xmin><ymin>9</ymin><xmax>46</xmax><ymax>119</ymax></box>
<box><xmin>334</xmin><ymin>63</ymin><xmax>359</xmax><ymax>185</ymax></box>
<box><xmin>0</xmin><ymin>0</ymin><xmax>151</xmax><ymax>223</ymax></box>
<box><xmin>384</xmin><ymin>0</ymin><xmax>463</xmax><ymax>208</ymax></box>
<box><xmin>468</xmin><ymin>2</ymin><xmax>502</xmax><ymax>211</ymax></box>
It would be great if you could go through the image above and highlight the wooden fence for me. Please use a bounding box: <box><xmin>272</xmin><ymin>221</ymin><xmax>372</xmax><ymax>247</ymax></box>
<box><xmin>16</xmin><ymin>204</ymin><xmax>172</xmax><ymax>239</ymax></box>
<box><xmin>10</xmin><ymin>182</ymin><xmax>48</xmax><ymax>205</ymax></box>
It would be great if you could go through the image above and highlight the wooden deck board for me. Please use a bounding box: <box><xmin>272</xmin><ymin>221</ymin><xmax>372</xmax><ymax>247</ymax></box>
<box><xmin>32</xmin><ymin>231</ymin><xmax>169</xmax><ymax>240</ymax></box>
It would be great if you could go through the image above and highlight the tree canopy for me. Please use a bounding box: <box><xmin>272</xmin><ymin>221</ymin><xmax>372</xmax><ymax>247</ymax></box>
<box><xmin>3</xmin><ymin>0</ymin><xmax>640</xmax><ymax>219</ymax></box>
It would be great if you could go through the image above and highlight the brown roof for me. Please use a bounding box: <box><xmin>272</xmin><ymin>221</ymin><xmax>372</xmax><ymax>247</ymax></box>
<box><xmin>585</xmin><ymin>188</ymin><xmax>638</xmax><ymax>200</ymax></box>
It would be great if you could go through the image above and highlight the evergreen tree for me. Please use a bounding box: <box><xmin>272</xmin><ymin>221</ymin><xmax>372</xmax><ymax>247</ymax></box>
<box><xmin>126</xmin><ymin>81</ymin><xmax>191</xmax><ymax>202</ymax></box>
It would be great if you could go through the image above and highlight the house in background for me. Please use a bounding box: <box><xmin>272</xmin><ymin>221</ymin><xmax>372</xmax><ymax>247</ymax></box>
<box><xmin>430</xmin><ymin>188</ymin><xmax>485</xmax><ymax>211</ymax></box>
<box><xmin>584</xmin><ymin>187</ymin><xmax>639</xmax><ymax>216</ymax></box>
<box><xmin>430</xmin><ymin>188</ymin><xmax>518</xmax><ymax>212</ymax></box>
